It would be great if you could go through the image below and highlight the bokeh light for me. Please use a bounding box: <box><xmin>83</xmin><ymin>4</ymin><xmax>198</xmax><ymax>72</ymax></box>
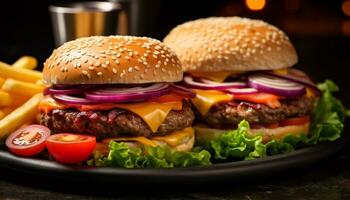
<box><xmin>245</xmin><ymin>0</ymin><xmax>266</xmax><ymax>11</ymax></box>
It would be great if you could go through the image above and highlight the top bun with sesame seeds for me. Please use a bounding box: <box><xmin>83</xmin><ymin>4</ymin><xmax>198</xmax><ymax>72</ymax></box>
<box><xmin>43</xmin><ymin>36</ymin><xmax>183</xmax><ymax>84</ymax></box>
<box><xmin>163</xmin><ymin>17</ymin><xmax>298</xmax><ymax>72</ymax></box>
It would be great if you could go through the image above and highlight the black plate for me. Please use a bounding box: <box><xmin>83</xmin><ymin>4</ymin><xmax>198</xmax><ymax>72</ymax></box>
<box><xmin>0</xmin><ymin>134</ymin><xmax>348</xmax><ymax>184</ymax></box>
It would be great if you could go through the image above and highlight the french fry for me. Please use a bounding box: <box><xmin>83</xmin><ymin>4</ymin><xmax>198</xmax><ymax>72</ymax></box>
<box><xmin>0</xmin><ymin>107</ymin><xmax>15</xmax><ymax>120</ymax></box>
<box><xmin>0</xmin><ymin>91</ymin><xmax>29</xmax><ymax>107</ymax></box>
<box><xmin>0</xmin><ymin>93</ymin><xmax>43</xmax><ymax>139</ymax></box>
<box><xmin>0</xmin><ymin>77</ymin><xmax>4</xmax><ymax>87</ymax></box>
<box><xmin>36</xmin><ymin>79</ymin><xmax>47</xmax><ymax>87</ymax></box>
<box><xmin>0</xmin><ymin>61</ymin><xmax>42</xmax><ymax>83</ymax></box>
<box><xmin>1</xmin><ymin>78</ymin><xmax>44</xmax><ymax>96</ymax></box>
<box><xmin>12</xmin><ymin>56</ymin><xmax>38</xmax><ymax>70</ymax></box>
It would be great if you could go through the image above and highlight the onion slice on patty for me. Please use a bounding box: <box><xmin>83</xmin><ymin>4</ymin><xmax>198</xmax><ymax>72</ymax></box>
<box><xmin>248</xmin><ymin>73</ymin><xmax>306</xmax><ymax>97</ymax></box>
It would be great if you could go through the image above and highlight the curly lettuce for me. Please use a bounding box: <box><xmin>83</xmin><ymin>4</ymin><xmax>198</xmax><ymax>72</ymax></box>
<box><xmin>88</xmin><ymin>142</ymin><xmax>211</xmax><ymax>168</ymax></box>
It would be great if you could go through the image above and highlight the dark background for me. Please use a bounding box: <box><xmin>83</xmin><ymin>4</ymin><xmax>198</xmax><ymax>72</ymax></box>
<box><xmin>1</xmin><ymin>1</ymin><xmax>350</xmax><ymax>198</ymax></box>
<box><xmin>0</xmin><ymin>0</ymin><xmax>349</xmax><ymax>106</ymax></box>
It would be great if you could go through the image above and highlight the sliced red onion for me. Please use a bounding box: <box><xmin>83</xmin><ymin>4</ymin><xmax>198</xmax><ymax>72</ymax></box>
<box><xmin>264</xmin><ymin>70</ymin><xmax>321</xmax><ymax>95</ymax></box>
<box><xmin>89</xmin><ymin>83</ymin><xmax>169</xmax><ymax>95</ymax></box>
<box><xmin>85</xmin><ymin>83</ymin><xmax>172</xmax><ymax>103</ymax></box>
<box><xmin>248</xmin><ymin>74</ymin><xmax>306</xmax><ymax>97</ymax></box>
<box><xmin>45</xmin><ymin>85</ymin><xmax>102</xmax><ymax>95</ymax></box>
<box><xmin>225</xmin><ymin>88</ymin><xmax>258</xmax><ymax>95</ymax></box>
<box><xmin>170</xmin><ymin>84</ymin><xmax>196</xmax><ymax>98</ymax></box>
<box><xmin>52</xmin><ymin>94</ymin><xmax>97</xmax><ymax>105</ymax></box>
<box><xmin>200</xmin><ymin>78</ymin><xmax>247</xmax><ymax>88</ymax></box>
<box><xmin>184</xmin><ymin>76</ymin><xmax>247</xmax><ymax>90</ymax></box>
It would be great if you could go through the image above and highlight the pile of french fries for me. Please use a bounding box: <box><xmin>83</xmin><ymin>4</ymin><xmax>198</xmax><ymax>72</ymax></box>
<box><xmin>0</xmin><ymin>56</ymin><xmax>45</xmax><ymax>140</ymax></box>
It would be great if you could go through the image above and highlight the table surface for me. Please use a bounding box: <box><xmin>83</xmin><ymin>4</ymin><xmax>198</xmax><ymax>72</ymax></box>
<box><xmin>0</xmin><ymin>140</ymin><xmax>350</xmax><ymax>200</ymax></box>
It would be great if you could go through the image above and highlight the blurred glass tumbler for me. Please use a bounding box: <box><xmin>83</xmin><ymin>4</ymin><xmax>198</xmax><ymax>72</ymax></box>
<box><xmin>49</xmin><ymin>1</ymin><xmax>129</xmax><ymax>47</ymax></box>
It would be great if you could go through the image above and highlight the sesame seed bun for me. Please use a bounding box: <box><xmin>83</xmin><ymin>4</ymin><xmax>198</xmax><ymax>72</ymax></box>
<box><xmin>163</xmin><ymin>17</ymin><xmax>298</xmax><ymax>72</ymax></box>
<box><xmin>43</xmin><ymin>36</ymin><xmax>183</xmax><ymax>85</ymax></box>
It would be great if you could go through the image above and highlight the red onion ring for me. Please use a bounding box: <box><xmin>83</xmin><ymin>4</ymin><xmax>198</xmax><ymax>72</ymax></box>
<box><xmin>264</xmin><ymin>70</ymin><xmax>321</xmax><ymax>95</ymax></box>
<box><xmin>85</xmin><ymin>83</ymin><xmax>172</xmax><ymax>103</ymax></box>
<box><xmin>88</xmin><ymin>83</ymin><xmax>169</xmax><ymax>95</ymax></box>
<box><xmin>183</xmin><ymin>76</ymin><xmax>247</xmax><ymax>90</ymax></box>
<box><xmin>225</xmin><ymin>88</ymin><xmax>258</xmax><ymax>95</ymax></box>
<box><xmin>45</xmin><ymin>85</ymin><xmax>102</xmax><ymax>95</ymax></box>
<box><xmin>53</xmin><ymin>94</ymin><xmax>97</xmax><ymax>105</ymax></box>
<box><xmin>170</xmin><ymin>84</ymin><xmax>196</xmax><ymax>98</ymax></box>
<box><xmin>248</xmin><ymin>74</ymin><xmax>306</xmax><ymax>97</ymax></box>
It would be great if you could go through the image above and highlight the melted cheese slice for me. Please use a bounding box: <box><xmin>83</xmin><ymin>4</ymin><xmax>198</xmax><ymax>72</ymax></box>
<box><xmin>188</xmin><ymin>71</ymin><xmax>233</xmax><ymax>82</ymax></box>
<box><xmin>111</xmin><ymin>102</ymin><xmax>182</xmax><ymax>132</ymax></box>
<box><xmin>191</xmin><ymin>89</ymin><xmax>233</xmax><ymax>115</ymax></box>
<box><xmin>102</xmin><ymin>127</ymin><xmax>194</xmax><ymax>147</ymax></box>
<box><xmin>153</xmin><ymin>127</ymin><xmax>193</xmax><ymax>147</ymax></box>
<box><xmin>39</xmin><ymin>97</ymin><xmax>182</xmax><ymax>133</ymax></box>
<box><xmin>108</xmin><ymin>136</ymin><xmax>158</xmax><ymax>147</ymax></box>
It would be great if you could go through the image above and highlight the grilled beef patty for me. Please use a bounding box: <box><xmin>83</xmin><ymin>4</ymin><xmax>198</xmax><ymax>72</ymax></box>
<box><xmin>195</xmin><ymin>96</ymin><xmax>315</xmax><ymax>129</ymax></box>
<box><xmin>40</xmin><ymin>101</ymin><xmax>194</xmax><ymax>140</ymax></box>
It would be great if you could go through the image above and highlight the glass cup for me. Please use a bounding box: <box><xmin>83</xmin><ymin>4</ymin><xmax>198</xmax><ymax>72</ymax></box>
<box><xmin>49</xmin><ymin>1</ymin><xmax>129</xmax><ymax>47</ymax></box>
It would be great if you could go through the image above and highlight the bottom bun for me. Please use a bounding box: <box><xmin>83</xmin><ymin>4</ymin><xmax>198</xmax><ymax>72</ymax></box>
<box><xmin>102</xmin><ymin>127</ymin><xmax>195</xmax><ymax>152</ymax></box>
<box><xmin>194</xmin><ymin>122</ymin><xmax>309</xmax><ymax>144</ymax></box>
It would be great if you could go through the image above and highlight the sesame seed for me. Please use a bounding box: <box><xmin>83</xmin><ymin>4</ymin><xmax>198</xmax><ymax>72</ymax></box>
<box><xmin>112</xmin><ymin>68</ymin><xmax>117</xmax><ymax>74</ymax></box>
<box><xmin>82</xmin><ymin>70</ymin><xmax>88</xmax><ymax>75</ymax></box>
<box><xmin>128</xmin><ymin>67</ymin><xmax>133</xmax><ymax>72</ymax></box>
<box><xmin>88</xmin><ymin>66</ymin><xmax>94</xmax><ymax>70</ymax></box>
<box><xmin>94</xmin><ymin>61</ymin><xmax>101</xmax><ymax>67</ymax></box>
<box><xmin>97</xmin><ymin>72</ymin><xmax>103</xmax><ymax>76</ymax></box>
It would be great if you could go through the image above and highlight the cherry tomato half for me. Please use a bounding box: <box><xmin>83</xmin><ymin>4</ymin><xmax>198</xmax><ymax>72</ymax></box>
<box><xmin>46</xmin><ymin>133</ymin><xmax>96</xmax><ymax>164</ymax></box>
<box><xmin>280</xmin><ymin>116</ymin><xmax>310</xmax><ymax>127</ymax></box>
<box><xmin>5</xmin><ymin>125</ymin><xmax>51</xmax><ymax>157</ymax></box>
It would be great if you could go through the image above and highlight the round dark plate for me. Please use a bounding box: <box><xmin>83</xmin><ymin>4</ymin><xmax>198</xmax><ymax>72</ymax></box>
<box><xmin>0</xmin><ymin>134</ymin><xmax>348</xmax><ymax>184</ymax></box>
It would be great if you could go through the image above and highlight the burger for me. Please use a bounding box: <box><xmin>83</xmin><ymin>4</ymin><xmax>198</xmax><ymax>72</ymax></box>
<box><xmin>39</xmin><ymin>36</ymin><xmax>197</xmax><ymax>153</ymax></box>
<box><xmin>163</xmin><ymin>17</ymin><xmax>321</xmax><ymax>144</ymax></box>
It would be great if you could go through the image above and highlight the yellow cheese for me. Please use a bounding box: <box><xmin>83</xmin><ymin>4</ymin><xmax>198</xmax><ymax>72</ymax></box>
<box><xmin>153</xmin><ymin>127</ymin><xmax>194</xmax><ymax>147</ymax></box>
<box><xmin>273</xmin><ymin>68</ymin><xmax>288</xmax><ymax>75</ymax></box>
<box><xmin>191</xmin><ymin>89</ymin><xmax>233</xmax><ymax>115</ymax></box>
<box><xmin>103</xmin><ymin>127</ymin><xmax>194</xmax><ymax>147</ymax></box>
<box><xmin>112</xmin><ymin>137</ymin><xmax>158</xmax><ymax>147</ymax></box>
<box><xmin>115</xmin><ymin>101</ymin><xmax>182</xmax><ymax>133</ymax></box>
<box><xmin>188</xmin><ymin>71</ymin><xmax>233</xmax><ymax>82</ymax></box>
<box><xmin>306</xmin><ymin>88</ymin><xmax>315</xmax><ymax>98</ymax></box>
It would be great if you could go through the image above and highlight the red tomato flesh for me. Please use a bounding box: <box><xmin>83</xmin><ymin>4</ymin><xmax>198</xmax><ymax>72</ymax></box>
<box><xmin>280</xmin><ymin>116</ymin><xmax>310</xmax><ymax>127</ymax></box>
<box><xmin>46</xmin><ymin>133</ymin><xmax>96</xmax><ymax>164</ymax></box>
<box><xmin>5</xmin><ymin>125</ymin><xmax>51</xmax><ymax>157</ymax></box>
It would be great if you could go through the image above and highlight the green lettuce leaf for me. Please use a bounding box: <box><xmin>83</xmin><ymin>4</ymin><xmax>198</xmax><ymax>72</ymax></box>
<box><xmin>88</xmin><ymin>142</ymin><xmax>211</xmax><ymax>168</ymax></box>
<box><xmin>210</xmin><ymin>120</ymin><xmax>266</xmax><ymax>160</ymax></box>
<box><xmin>307</xmin><ymin>80</ymin><xmax>347</xmax><ymax>144</ymax></box>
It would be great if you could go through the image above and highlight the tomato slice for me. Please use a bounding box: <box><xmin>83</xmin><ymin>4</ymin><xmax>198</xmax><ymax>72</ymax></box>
<box><xmin>46</xmin><ymin>133</ymin><xmax>96</xmax><ymax>164</ymax></box>
<box><xmin>233</xmin><ymin>93</ymin><xmax>281</xmax><ymax>108</ymax></box>
<box><xmin>264</xmin><ymin>123</ymin><xmax>280</xmax><ymax>129</ymax></box>
<box><xmin>280</xmin><ymin>116</ymin><xmax>310</xmax><ymax>127</ymax></box>
<box><xmin>5</xmin><ymin>125</ymin><xmax>51</xmax><ymax>157</ymax></box>
<box><xmin>152</xmin><ymin>93</ymin><xmax>184</xmax><ymax>103</ymax></box>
